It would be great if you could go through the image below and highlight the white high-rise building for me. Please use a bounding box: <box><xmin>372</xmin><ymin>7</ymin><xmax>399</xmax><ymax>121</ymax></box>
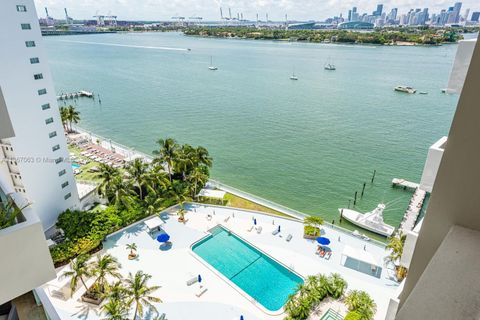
<box><xmin>0</xmin><ymin>0</ymin><xmax>80</xmax><ymax>232</ymax></box>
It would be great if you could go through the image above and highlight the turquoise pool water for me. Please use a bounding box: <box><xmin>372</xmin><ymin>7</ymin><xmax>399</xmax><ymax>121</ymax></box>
<box><xmin>320</xmin><ymin>309</ymin><xmax>344</xmax><ymax>320</ymax></box>
<box><xmin>71</xmin><ymin>163</ymin><xmax>80</xmax><ymax>169</ymax></box>
<box><xmin>192</xmin><ymin>225</ymin><xmax>303</xmax><ymax>312</ymax></box>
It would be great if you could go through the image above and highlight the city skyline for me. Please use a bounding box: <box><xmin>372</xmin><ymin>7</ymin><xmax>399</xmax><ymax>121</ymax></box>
<box><xmin>34</xmin><ymin>0</ymin><xmax>480</xmax><ymax>22</ymax></box>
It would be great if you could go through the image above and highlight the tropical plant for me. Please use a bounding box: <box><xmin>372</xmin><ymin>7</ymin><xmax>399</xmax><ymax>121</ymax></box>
<box><xmin>126</xmin><ymin>158</ymin><xmax>149</xmax><ymax>200</ymax></box>
<box><xmin>124</xmin><ymin>271</ymin><xmax>162</xmax><ymax>320</ymax></box>
<box><xmin>101</xmin><ymin>297</ymin><xmax>129</xmax><ymax>320</ymax></box>
<box><xmin>304</xmin><ymin>216</ymin><xmax>324</xmax><ymax>228</ymax></box>
<box><xmin>345</xmin><ymin>290</ymin><xmax>377</xmax><ymax>320</ymax></box>
<box><xmin>59</xmin><ymin>106</ymin><xmax>69</xmax><ymax>131</ymax></box>
<box><xmin>386</xmin><ymin>231</ymin><xmax>406</xmax><ymax>265</ymax></box>
<box><xmin>169</xmin><ymin>181</ymin><xmax>191</xmax><ymax>210</ymax></box>
<box><xmin>326</xmin><ymin>273</ymin><xmax>347</xmax><ymax>299</ymax></box>
<box><xmin>61</xmin><ymin>254</ymin><xmax>91</xmax><ymax>294</ymax></box>
<box><xmin>126</xmin><ymin>243</ymin><xmax>137</xmax><ymax>256</ymax></box>
<box><xmin>344</xmin><ymin>311</ymin><xmax>363</xmax><ymax>320</ymax></box>
<box><xmin>90</xmin><ymin>254</ymin><xmax>122</xmax><ymax>293</ymax></box>
<box><xmin>96</xmin><ymin>163</ymin><xmax>121</xmax><ymax>197</ymax></box>
<box><xmin>65</xmin><ymin>105</ymin><xmax>81</xmax><ymax>132</ymax></box>
<box><xmin>107</xmin><ymin>176</ymin><xmax>136</xmax><ymax>210</ymax></box>
<box><xmin>187</xmin><ymin>166</ymin><xmax>209</xmax><ymax>198</ymax></box>
<box><xmin>0</xmin><ymin>196</ymin><xmax>28</xmax><ymax>230</ymax></box>
<box><xmin>143</xmin><ymin>192</ymin><xmax>164</xmax><ymax>216</ymax></box>
<box><xmin>152</xmin><ymin>138</ymin><xmax>178</xmax><ymax>182</ymax></box>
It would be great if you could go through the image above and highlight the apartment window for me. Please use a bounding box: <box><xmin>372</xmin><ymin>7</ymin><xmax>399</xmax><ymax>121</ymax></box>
<box><xmin>38</xmin><ymin>88</ymin><xmax>47</xmax><ymax>95</ymax></box>
<box><xmin>58</xmin><ymin>169</ymin><xmax>66</xmax><ymax>176</ymax></box>
<box><xmin>34</xmin><ymin>73</ymin><xmax>43</xmax><ymax>80</ymax></box>
<box><xmin>61</xmin><ymin>181</ymin><xmax>69</xmax><ymax>189</ymax></box>
<box><xmin>21</xmin><ymin>23</ymin><xmax>31</xmax><ymax>30</ymax></box>
<box><xmin>52</xmin><ymin>144</ymin><xmax>60</xmax><ymax>151</ymax></box>
<box><xmin>25</xmin><ymin>41</ymin><xmax>35</xmax><ymax>47</ymax></box>
<box><xmin>16</xmin><ymin>5</ymin><xmax>27</xmax><ymax>12</ymax></box>
<box><xmin>64</xmin><ymin>193</ymin><xmax>72</xmax><ymax>200</ymax></box>
<box><xmin>55</xmin><ymin>157</ymin><xmax>63</xmax><ymax>164</ymax></box>
<box><xmin>41</xmin><ymin>103</ymin><xmax>50</xmax><ymax>110</ymax></box>
<box><xmin>49</xmin><ymin>131</ymin><xmax>57</xmax><ymax>138</ymax></box>
<box><xmin>45</xmin><ymin>117</ymin><xmax>53</xmax><ymax>124</ymax></box>
<box><xmin>30</xmin><ymin>57</ymin><xmax>40</xmax><ymax>64</ymax></box>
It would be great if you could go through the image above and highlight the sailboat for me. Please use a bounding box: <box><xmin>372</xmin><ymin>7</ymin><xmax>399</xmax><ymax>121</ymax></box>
<box><xmin>324</xmin><ymin>57</ymin><xmax>336</xmax><ymax>70</ymax></box>
<box><xmin>290</xmin><ymin>70</ymin><xmax>298</xmax><ymax>80</ymax></box>
<box><xmin>208</xmin><ymin>56</ymin><xmax>218</xmax><ymax>70</ymax></box>
<box><xmin>338</xmin><ymin>203</ymin><xmax>395</xmax><ymax>237</ymax></box>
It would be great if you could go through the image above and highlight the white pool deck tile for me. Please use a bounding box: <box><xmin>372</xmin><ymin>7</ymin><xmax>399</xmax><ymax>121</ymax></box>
<box><xmin>40</xmin><ymin>204</ymin><xmax>399</xmax><ymax>320</ymax></box>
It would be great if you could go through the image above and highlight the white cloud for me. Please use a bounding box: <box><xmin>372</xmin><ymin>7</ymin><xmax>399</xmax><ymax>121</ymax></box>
<box><xmin>34</xmin><ymin>0</ymin><xmax>479</xmax><ymax>21</ymax></box>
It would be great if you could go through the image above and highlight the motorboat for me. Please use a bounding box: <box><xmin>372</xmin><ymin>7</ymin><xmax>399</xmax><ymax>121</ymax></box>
<box><xmin>339</xmin><ymin>204</ymin><xmax>395</xmax><ymax>237</ymax></box>
<box><xmin>394</xmin><ymin>85</ymin><xmax>416</xmax><ymax>94</ymax></box>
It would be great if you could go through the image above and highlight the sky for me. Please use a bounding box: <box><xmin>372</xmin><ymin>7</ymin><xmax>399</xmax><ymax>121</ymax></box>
<box><xmin>34</xmin><ymin>0</ymin><xmax>479</xmax><ymax>22</ymax></box>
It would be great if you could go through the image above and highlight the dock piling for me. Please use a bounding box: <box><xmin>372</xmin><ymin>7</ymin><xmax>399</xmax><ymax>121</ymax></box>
<box><xmin>361</xmin><ymin>182</ymin><xmax>366</xmax><ymax>198</ymax></box>
<box><xmin>371</xmin><ymin>170</ymin><xmax>376</xmax><ymax>183</ymax></box>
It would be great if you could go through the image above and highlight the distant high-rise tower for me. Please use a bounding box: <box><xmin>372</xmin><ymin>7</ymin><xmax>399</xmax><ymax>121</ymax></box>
<box><xmin>471</xmin><ymin>11</ymin><xmax>480</xmax><ymax>22</ymax></box>
<box><xmin>373</xmin><ymin>4</ymin><xmax>383</xmax><ymax>16</ymax></box>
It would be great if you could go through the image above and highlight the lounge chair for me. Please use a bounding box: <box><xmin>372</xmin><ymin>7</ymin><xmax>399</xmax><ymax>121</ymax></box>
<box><xmin>286</xmin><ymin>234</ymin><xmax>293</xmax><ymax>242</ymax></box>
<box><xmin>325</xmin><ymin>252</ymin><xmax>332</xmax><ymax>260</ymax></box>
<box><xmin>320</xmin><ymin>251</ymin><xmax>326</xmax><ymax>258</ymax></box>
<box><xmin>246</xmin><ymin>225</ymin><xmax>254</xmax><ymax>232</ymax></box>
<box><xmin>272</xmin><ymin>229</ymin><xmax>280</xmax><ymax>235</ymax></box>
<box><xmin>256</xmin><ymin>226</ymin><xmax>262</xmax><ymax>234</ymax></box>
<box><xmin>186</xmin><ymin>276</ymin><xmax>198</xmax><ymax>286</ymax></box>
<box><xmin>224</xmin><ymin>216</ymin><xmax>230</xmax><ymax>223</ymax></box>
<box><xmin>158</xmin><ymin>314</ymin><xmax>167</xmax><ymax>320</ymax></box>
<box><xmin>196</xmin><ymin>287</ymin><xmax>208</xmax><ymax>297</ymax></box>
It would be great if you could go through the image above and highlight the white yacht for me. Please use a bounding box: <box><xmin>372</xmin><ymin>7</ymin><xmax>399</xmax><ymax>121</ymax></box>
<box><xmin>208</xmin><ymin>56</ymin><xmax>218</xmax><ymax>70</ymax></box>
<box><xmin>394</xmin><ymin>85</ymin><xmax>416</xmax><ymax>94</ymax></box>
<box><xmin>339</xmin><ymin>203</ymin><xmax>395</xmax><ymax>237</ymax></box>
<box><xmin>290</xmin><ymin>72</ymin><xmax>298</xmax><ymax>80</ymax></box>
<box><xmin>324</xmin><ymin>57</ymin><xmax>336</xmax><ymax>70</ymax></box>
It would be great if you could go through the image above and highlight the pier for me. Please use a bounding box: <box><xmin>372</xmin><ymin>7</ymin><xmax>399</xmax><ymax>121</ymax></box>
<box><xmin>393</xmin><ymin>178</ymin><xmax>427</xmax><ymax>233</ymax></box>
<box><xmin>57</xmin><ymin>90</ymin><xmax>94</xmax><ymax>100</ymax></box>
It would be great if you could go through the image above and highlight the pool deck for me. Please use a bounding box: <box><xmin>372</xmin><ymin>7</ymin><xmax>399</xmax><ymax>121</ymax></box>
<box><xmin>39</xmin><ymin>204</ymin><xmax>399</xmax><ymax>320</ymax></box>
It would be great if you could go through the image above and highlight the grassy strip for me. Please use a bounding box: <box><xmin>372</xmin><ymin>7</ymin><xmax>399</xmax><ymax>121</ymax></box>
<box><xmin>224</xmin><ymin>193</ymin><xmax>294</xmax><ymax>219</ymax></box>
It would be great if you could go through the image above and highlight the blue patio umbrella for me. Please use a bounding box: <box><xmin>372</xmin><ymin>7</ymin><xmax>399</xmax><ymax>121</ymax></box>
<box><xmin>316</xmin><ymin>237</ymin><xmax>330</xmax><ymax>245</ymax></box>
<box><xmin>240</xmin><ymin>316</ymin><xmax>244</xmax><ymax>320</ymax></box>
<box><xmin>253</xmin><ymin>218</ymin><xmax>257</xmax><ymax>225</ymax></box>
<box><xmin>198</xmin><ymin>274</ymin><xmax>202</xmax><ymax>283</ymax></box>
<box><xmin>157</xmin><ymin>233</ymin><xmax>170</xmax><ymax>243</ymax></box>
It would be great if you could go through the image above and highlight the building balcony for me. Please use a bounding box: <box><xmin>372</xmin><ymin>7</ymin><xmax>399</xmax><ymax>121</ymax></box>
<box><xmin>0</xmin><ymin>191</ymin><xmax>56</xmax><ymax>305</ymax></box>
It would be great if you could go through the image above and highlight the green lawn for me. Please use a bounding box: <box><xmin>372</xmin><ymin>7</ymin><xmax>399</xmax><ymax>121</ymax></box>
<box><xmin>68</xmin><ymin>145</ymin><xmax>103</xmax><ymax>182</ymax></box>
<box><xmin>223</xmin><ymin>193</ymin><xmax>295</xmax><ymax>219</ymax></box>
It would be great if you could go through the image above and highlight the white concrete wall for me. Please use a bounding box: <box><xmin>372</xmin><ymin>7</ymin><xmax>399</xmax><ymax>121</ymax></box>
<box><xmin>0</xmin><ymin>0</ymin><xmax>79</xmax><ymax>230</ymax></box>
<box><xmin>419</xmin><ymin>136</ymin><xmax>447</xmax><ymax>192</ymax></box>
<box><xmin>0</xmin><ymin>205</ymin><xmax>56</xmax><ymax>305</ymax></box>
<box><xmin>397</xmin><ymin>36</ymin><xmax>480</xmax><ymax>317</ymax></box>
<box><xmin>446</xmin><ymin>39</ymin><xmax>477</xmax><ymax>94</ymax></box>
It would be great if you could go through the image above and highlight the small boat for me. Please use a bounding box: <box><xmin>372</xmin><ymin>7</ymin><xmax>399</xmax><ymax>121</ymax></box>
<box><xmin>208</xmin><ymin>56</ymin><xmax>218</xmax><ymax>70</ymax></box>
<box><xmin>324</xmin><ymin>57</ymin><xmax>336</xmax><ymax>70</ymax></box>
<box><xmin>394</xmin><ymin>85</ymin><xmax>416</xmax><ymax>94</ymax></box>
<box><xmin>419</xmin><ymin>91</ymin><xmax>428</xmax><ymax>95</ymax></box>
<box><xmin>339</xmin><ymin>204</ymin><xmax>395</xmax><ymax>237</ymax></box>
<box><xmin>290</xmin><ymin>71</ymin><xmax>298</xmax><ymax>80</ymax></box>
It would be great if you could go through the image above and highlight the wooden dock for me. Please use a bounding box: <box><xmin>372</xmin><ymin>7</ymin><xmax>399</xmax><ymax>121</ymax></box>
<box><xmin>393</xmin><ymin>178</ymin><xmax>427</xmax><ymax>233</ymax></box>
<box><xmin>392</xmin><ymin>178</ymin><xmax>419</xmax><ymax>190</ymax></box>
<box><xmin>57</xmin><ymin>90</ymin><xmax>93</xmax><ymax>100</ymax></box>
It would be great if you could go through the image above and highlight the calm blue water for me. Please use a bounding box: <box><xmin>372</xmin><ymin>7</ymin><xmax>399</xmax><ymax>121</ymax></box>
<box><xmin>192</xmin><ymin>225</ymin><xmax>303</xmax><ymax>311</ymax></box>
<box><xmin>44</xmin><ymin>32</ymin><xmax>463</xmax><ymax>236</ymax></box>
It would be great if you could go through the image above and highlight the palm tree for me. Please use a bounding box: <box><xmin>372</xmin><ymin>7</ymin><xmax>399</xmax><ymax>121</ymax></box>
<box><xmin>169</xmin><ymin>181</ymin><xmax>191</xmax><ymax>220</ymax></box>
<box><xmin>0</xmin><ymin>196</ymin><xmax>29</xmax><ymax>230</ymax></box>
<box><xmin>386</xmin><ymin>231</ymin><xmax>406</xmax><ymax>265</ymax></box>
<box><xmin>126</xmin><ymin>243</ymin><xmax>137</xmax><ymax>256</ymax></box>
<box><xmin>59</xmin><ymin>106</ymin><xmax>68</xmax><ymax>132</ymax></box>
<box><xmin>187</xmin><ymin>166</ymin><xmax>208</xmax><ymax>198</ymax></box>
<box><xmin>143</xmin><ymin>192</ymin><xmax>164</xmax><ymax>216</ymax></box>
<box><xmin>96</xmin><ymin>163</ymin><xmax>121</xmax><ymax>197</ymax></box>
<box><xmin>124</xmin><ymin>271</ymin><xmax>162</xmax><ymax>320</ymax></box>
<box><xmin>345</xmin><ymin>290</ymin><xmax>377</xmax><ymax>320</ymax></box>
<box><xmin>152</xmin><ymin>138</ymin><xmax>178</xmax><ymax>182</ymax></box>
<box><xmin>174</xmin><ymin>144</ymin><xmax>195</xmax><ymax>180</ymax></box>
<box><xmin>66</xmin><ymin>105</ymin><xmax>80</xmax><ymax>132</ymax></box>
<box><xmin>108</xmin><ymin>176</ymin><xmax>135</xmax><ymax>209</ymax></box>
<box><xmin>90</xmin><ymin>254</ymin><xmax>122</xmax><ymax>293</ymax></box>
<box><xmin>61</xmin><ymin>254</ymin><xmax>91</xmax><ymax>294</ymax></box>
<box><xmin>304</xmin><ymin>216</ymin><xmax>324</xmax><ymax>228</ymax></box>
<box><xmin>101</xmin><ymin>297</ymin><xmax>129</xmax><ymax>320</ymax></box>
<box><xmin>326</xmin><ymin>273</ymin><xmax>347</xmax><ymax>299</ymax></box>
<box><xmin>194</xmin><ymin>146</ymin><xmax>213</xmax><ymax>169</ymax></box>
<box><xmin>126</xmin><ymin>158</ymin><xmax>149</xmax><ymax>200</ymax></box>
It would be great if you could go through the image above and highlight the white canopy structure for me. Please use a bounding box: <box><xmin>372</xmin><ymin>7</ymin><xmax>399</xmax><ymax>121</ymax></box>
<box><xmin>197</xmin><ymin>189</ymin><xmax>226</xmax><ymax>199</ymax></box>
<box><xmin>144</xmin><ymin>216</ymin><xmax>165</xmax><ymax>233</ymax></box>
<box><xmin>341</xmin><ymin>245</ymin><xmax>380</xmax><ymax>268</ymax></box>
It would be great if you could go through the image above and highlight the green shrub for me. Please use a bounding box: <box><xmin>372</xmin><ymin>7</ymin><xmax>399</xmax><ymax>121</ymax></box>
<box><xmin>57</xmin><ymin>209</ymin><xmax>96</xmax><ymax>240</ymax></box>
<box><xmin>345</xmin><ymin>290</ymin><xmax>377</xmax><ymax>320</ymax></box>
<box><xmin>304</xmin><ymin>225</ymin><xmax>320</xmax><ymax>237</ymax></box>
<box><xmin>345</xmin><ymin>311</ymin><xmax>363</xmax><ymax>320</ymax></box>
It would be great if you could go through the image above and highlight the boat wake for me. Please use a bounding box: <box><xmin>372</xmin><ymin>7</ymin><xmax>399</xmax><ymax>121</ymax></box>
<box><xmin>55</xmin><ymin>40</ymin><xmax>190</xmax><ymax>52</ymax></box>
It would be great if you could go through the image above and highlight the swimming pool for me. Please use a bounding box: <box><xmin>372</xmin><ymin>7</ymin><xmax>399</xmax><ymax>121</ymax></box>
<box><xmin>71</xmin><ymin>163</ymin><xmax>80</xmax><ymax>170</ymax></box>
<box><xmin>191</xmin><ymin>225</ymin><xmax>303</xmax><ymax>312</ymax></box>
